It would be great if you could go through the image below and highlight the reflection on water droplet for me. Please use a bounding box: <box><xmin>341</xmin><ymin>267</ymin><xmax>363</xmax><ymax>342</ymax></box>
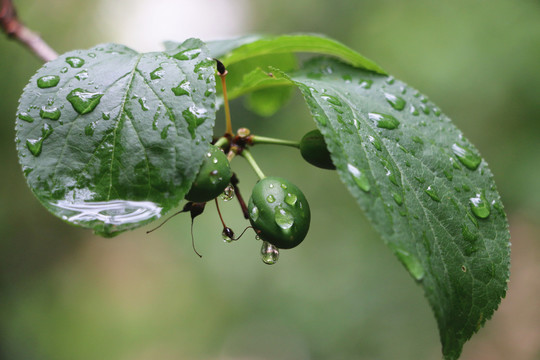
<box><xmin>174</xmin><ymin>48</ymin><xmax>202</xmax><ymax>60</ymax></box>
<box><xmin>66</xmin><ymin>56</ymin><xmax>85</xmax><ymax>68</ymax></box>
<box><xmin>66</xmin><ymin>88</ymin><xmax>103</xmax><ymax>114</ymax></box>
<box><xmin>266</xmin><ymin>195</ymin><xmax>275</xmax><ymax>203</ymax></box>
<box><xmin>347</xmin><ymin>163</ymin><xmax>370</xmax><ymax>192</ymax></box>
<box><xmin>18</xmin><ymin>112</ymin><xmax>34</xmax><ymax>123</ymax></box>
<box><xmin>384</xmin><ymin>92</ymin><xmax>406</xmax><ymax>110</ymax></box>
<box><xmin>221</xmin><ymin>185</ymin><xmax>235</xmax><ymax>201</ymax></box>
<box><xmin>395</xmin><ymin>248</ymin><xmax>425</xmax><ymax>281</ymax></box>
<box><xmin>425</xmin><ymin>186</ymin><xmax>441</xmax><ymax>202</ymax></box>
<box><xmin>37</xmin><ymin>75</ymin><xmax>60</xmax><ymax>88</ymax></box>
<box><xmin>285</xmin><ymin>193</ymin><xmax>297</xmax><ymax>206</ymax></box>
<box><xmin>452</xmin><ymin>144</ymin><xmax>481</xmax><ymax>170</ymax></box>
<box><xmin>150</xmin><ymin>67</ymin><xmax>164</xmax><ymax>80</ymax></box>
<box><xmin>261</xmin><ymin>241</ymin><xmax>279</xmax><ymax>265</ymax></box>
<box><xmin>250</xmin><ymin>206</ymin><xmax>259</xmax><ymax>222</ymax></box>
<box><xmin>40</xmin><ymin>106</ymin><xmax>61</xmax><ymax>120</ymax></box>
<box><xmin>51</xmin><ymin>199</ymin><xmax>162</xmax><ymax>236</ymax></box>
<box><xmin>469</xmin><ymin>193</ymin><xmax>490</xmax><ymax>219</ymax></box>
<box><xmin>274</xmin><ymin>207</ymin><xmax>294</xmax><ymax>230</ymax></box>
<box><xmin>369</xmin><ymin>112</ymin><xmax>400</xmax><ymax>129</ymax></box>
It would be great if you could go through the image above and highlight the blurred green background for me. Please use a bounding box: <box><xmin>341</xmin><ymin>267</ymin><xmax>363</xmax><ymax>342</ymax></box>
<box><xmin>1</xmin><ymin>0</ymin><xmax>539</xmax><ymax>359</ymax></box>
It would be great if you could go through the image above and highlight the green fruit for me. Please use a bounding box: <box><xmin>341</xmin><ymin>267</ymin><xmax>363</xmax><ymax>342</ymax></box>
<box><xmin>300</xmin><ymin>129</ymin><xmax>335</xmax><ymax>170</ymax></box>
<box><xmin>185</xmin><ymin>145</ymin><xmax>232</xmax><ymax>203</ymax></box>
<box><xmin>248</xmin><ymin>177</ymin><xmax>310</xmax><ymax>249</ymax></box>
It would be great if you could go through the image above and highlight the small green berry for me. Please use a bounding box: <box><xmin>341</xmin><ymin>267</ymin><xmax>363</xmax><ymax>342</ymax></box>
<box><xmin>248</xmin><ymin>177</ymin><xmax>310</xmax><ymax>249</ymax></box>
<box><xmin>185</xmin><ymin>145</ymin><xmax>232</xmax><ymax>203</ymax></box>
<box><xmin>300</xmin><ymin>129</ymin><xmax>335</xmax><ymax>170</ymax></box>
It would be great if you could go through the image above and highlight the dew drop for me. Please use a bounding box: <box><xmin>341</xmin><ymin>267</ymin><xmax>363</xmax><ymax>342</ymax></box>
<box><xmin>425</xmin><ymin>186</ymin><xmax>441</xmax><ymax>202</ymax></box>
<box><xmin>171</xmin><ymin>80</ymin><xmax>190</xmax><ymax>96</ymax></box>
<box><xmin>160</xmin><ymin>124</ymin><xmax>171</xmax><ymax>139</ymax></box>
<box><xmin>221</xmin><ymin>185</ymin><xmax>235</xmax><ymax>201</ymax></box>
<box><xmin>359</xmin><ymin>79</ymin><xmax>373</xmax><ymax>89</ymax></box>
<box><xmin>138</xmin><ymin>97</ymin><xmax>149</xmax><ymax>111</ymax></box>
<box><xmin>37</xmin><ymin>75</ymin><xmax>60</xmax><ymax>88</ymax></box>
<box><xmin>39</xmin><ymin>106</ymin><xmax>61</xmax><ymax>120</ymax></box>
<box><xmin>150</xmin><ymin>67</ymin><xmax>164</xmax><ymax>80</ymax></box>
<box><xmin>469</xmin><ymin>193</ymin><xmax>490</xmax><ymax>219</ymax></box>
<box><xmin>369</xmin><ymin>112</ymin><xmax>400</xmax><ymax>130</ymax></box>
<box><xmin>419</xmin><ymin>103</ymin><xmax>430</xmax><ymax>115</ymax></box>
<box><xmin>321</xmin><ymin>94</ymin><xmax>343</xmax><ymax>107</ymax></box>
<box><xmin>285</xmin><ymin>193</ymin><xmax>298</xmax><ymax>206</ymax></box>
<box><xmin>280</xmin><ymin>183</ymin><xmax>288</xmax><ymax>190</ymax></box>
<box><xmin>84</xmin><ymin>122</ymin><xmax>96</xmax><ymax>136</ymax></box>
<box><xmin>410</xmin><ymin>105</ymin><xmax>420</xmax><ymax>116</ymax></box>
<box><xmin>347</xmin><ymin>163</ymin><xmax>370</xmax><ymax>192</ymax></box>
<box><xmin>66</xmin><ymin>56</ymin><xmax>85</xmax><ymax>68</ymax></box>
<box><xmin>261</xmin><ymin>241</ymin><xmax>279</xmax><ymax>265</ymax></box>
<box><xmin>266</xmin><ymin>194</ymin><xmax>275</xmax><ymax>203</ymax></box>
<box><xmin>384</xmin><ymin>92</ymin><xmax>406</xmax><ymax>110</ymax></box>
<box><xmin>274</xmin><ymin>207</ymin><xmax>294</xmax><ymax>230</ymax></box>
<box><xmin>102</xmin><ymin>112</ymin><xmax>110</xmax><ymax>120</ymax></box>
<box><xmin>60</xmin><ymin>67</ymin><xmax>68</xmax><ymax>73</ymax></box>
<box><xmin>17</xmin><ymin>112</ymin><xmax>34</xmax><ymax>123</ymax></box>
<box><xmin>392</xmin><ymin>192</ymin><xmax>403</xmax><ymax>206</ymax></box>
<box><xmin>173</xmin><ymin>48</ymin><xmax>201</xmax><ymax>60</ymax></box>
<box><xmin>368</xmin><ymin>135</ymin><xmax>382</xmax><ymax>151</ymax></box>
<box><xmin>250</xmin><ymin>206</ymin><xmax>259</xmax><ymax>222</ymax></box>
<box><xmin>395</xmin><ymin>249</ymin><xmax>425</xmax><ymax>281</ymax></box>
<box><xmin>75</xmin><ymin>70</ymin><xmax>88</xmax><ymax>81</ymax></box>
<box><xmin>66</xmin><ymin>88</ymin><xmax>103</xmax><ymax>114</ymax></box>
<box><xmin>452</xmin><ymin>144</ymin><xmax>481</xmax><ymax>170</ymax></box>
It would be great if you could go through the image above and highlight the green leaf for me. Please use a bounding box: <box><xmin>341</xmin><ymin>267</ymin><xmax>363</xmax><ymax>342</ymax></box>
<box><xmin>16</xmin><ymin>39</ymin><xmax>216</xmax><ymax>237</ymax></box>
<box><xmin>287</xmin><ymin>57</ymin><xmax>510</xmax><ymax>359</ymax></box>
<box><xmin>215</xmin><ymin>33</ymin><xmax>386</xmax><ymax>75</ymax></box>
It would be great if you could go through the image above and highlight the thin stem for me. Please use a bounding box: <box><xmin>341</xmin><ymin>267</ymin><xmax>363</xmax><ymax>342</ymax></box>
<box><xmin>214</xmin><ymin>136</ymin><xmax>229</xmax><ymax>149</ymax></box>
<box><xmin>220</xmin><ymin>73</ymin><xmax>233</xmax><ymax>136</ymax></box>
<box><xmin>250</xmin><ymin>135</ymin><xmax>300</xmax><ymax>148</ymax></box>
<box><xmin>0</xmin><ymin>0</ymin><xmax>57</xmax><ymax>62</ymax></box>
<box><xmin>241</xmin><ymin>149</ymin><xmax>266</xmax><ymax>180</ymax></box>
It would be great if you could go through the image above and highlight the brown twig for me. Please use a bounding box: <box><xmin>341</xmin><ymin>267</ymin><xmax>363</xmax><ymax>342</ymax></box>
<box><xmin>1</xmin><ymin>0</ymin><xmax>57</xmax><ymax>62</ymax></box>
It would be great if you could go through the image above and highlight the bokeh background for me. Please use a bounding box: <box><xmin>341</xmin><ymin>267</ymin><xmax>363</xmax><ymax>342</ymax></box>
<box><xmin>1</xmin><ymin>0</ymin><xmax>539</xmax><ymax>359</ymax></box>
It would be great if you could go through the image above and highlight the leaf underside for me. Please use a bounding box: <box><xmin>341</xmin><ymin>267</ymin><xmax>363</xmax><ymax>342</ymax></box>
<box><xmin>16</xmin><ymin>39</ymin><xmax>216</xmax><ymax>236</ymax></box>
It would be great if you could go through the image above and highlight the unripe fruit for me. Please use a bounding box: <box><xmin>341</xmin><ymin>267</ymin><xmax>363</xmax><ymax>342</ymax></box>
<box><xmin>185</xmin><ymin>145</ymin><xmax>232</xmax><ymax>203</ymax></box>
<box><xmin>300</xmin><ymin>129</ymin><xmax>335</xmax><ymax>170</ymax></box>
<box><xmin>248</xmin><ymin>177</ymin><xmax>310</xmax><ymax>249</ymax></box>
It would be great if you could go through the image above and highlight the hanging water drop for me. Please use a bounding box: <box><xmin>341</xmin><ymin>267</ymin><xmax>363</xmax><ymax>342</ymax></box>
<box><xmin>347</xmin><ymin>163</ymin><xmax>370</xmax><ymax>192</ymax></box>
<box><xmin>222</xmin><ymin>228</ymin><xmax>234</xmax><ymax>243</ymax></box>
<box><xmin>261</xmin><ymin>241</ymin><xmax>279</xmax><ymax>265</ymax></box>
<box><xmin>220</xmin><ymin>184</ymin><xmax>235</xmax><ymax>201</ymax></box>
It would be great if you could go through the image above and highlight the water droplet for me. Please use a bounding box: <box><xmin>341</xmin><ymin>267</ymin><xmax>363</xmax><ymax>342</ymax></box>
<box><xmin>250</xmin><ymin>206</ymin><xmax>259</xmax><ymax>222</ymax></box>
<box><xmin>392</xmin><ymin>192</ymin><xmax>403</xmax><ymax>206</ymax></box>
<box><xmin>255</xmin><ymin>234</ymin><xmax>261</xmax><ymax>241</ymax></box>
<box><xmin>39</xmin><ymin>106</ymin><xmax>61</xmax><ymax>120</ymax></box>
<box><xmin>425</xmin><ymin>186</ymin><xmax>441</xmax><ymax>202</ymax></box>
<box><xmin>410</xmin><ymin>105</ymin><xmax>420</xmax><ymax>116</ymax></box>
<box><xmin>266</xmin><ymin>195</ymin><xmax>275</xmax><ymax>203</ymax></box>
<box><xmin>17</xmin><ymin>112</ymin><xmax>34</xmax><ymax>123</ymax></box>
<box><xmin>386</xmin><ymin>76</ymin><xmax>395</xmax><ymax>85</ymax></box>
<box><xmin>204</xmin><ymin>89</ymin><xmax>214</xmax><ymax>97</ymax></box>
<box><xmin>66</xmin><ymin>56</ymin><xmax>85</xmax><ymax>68</ymax></box>
<box><xmin>84</xmin><ymin>122</ymin><xmax>96</xmax><ymax>136</ymax></box>
<box><xmin>274</xmin><ymin>207</ymin><xmax>294</xmax><ymax>230</ymax></box>
<box><xmin>261</xmin><ymin>241</ymin><xmax>279</xmax><ymax>265</ymax></box>
<box><xmin>66</xmin><ymin>88</ymin><xmax>103</xmax><ymax>114</ymax></box>
<box><xmin>368</xmin><ymin>135</ymin><xmax>382</xmax><ymax>151</ymax></box>
<box><xmin>369</xmin><ymin>112</ymin><xmax>400</xmax><ymax>130</ymax></box>
<box><xmin>75</xmin><ymin>70</ymin><xmax>88</xmax><ymax>80</ymax></box>
<box><xmin>160</xmin><ymin>124</ymin><xmax>171</xmax><ymax>139</ymax></box>
<box><xmin>183</xmin><ymin>106</ymin><xmax>207</xmax><ymax>139</ymax></box>
<box><xmin>347</xmin><ymin>163</ymin><xmax>370</xmax><ymax>192</ymax></box>
<box><xmin>384</xmin><ymin>92</ymin><xmax>406</xmax><ymax>110</ymax></box>
<box><xmin>26</xmin><ymin>123</ymin><xmax>53</xmax><ymax>156</ymax></box>
<box><xmin>281</xmin><ymin>183</ymin><xmax>288</xmax><ymax>190</ymax></box>
<box><xmin>359</xmin><ymin>79</ymin><xmax>373</xmax><ymax>89</ymax></box>
<box><xmin>171</xmin><ymin>80</ymin><xmax>190</xmax><ymax>96</ymax></box>
<box><xmin>452</xmin><ymin>144</ymin><xmax>481</xmax><ymax>170</ymax></box>
<box><xmin>222</xmin><ymin>228</ymin><xmax>234</xmax><ymax>243</ymax></box>
<box><xmin>321</xmin><ymin>94</ymin><xmax>342</xmax><ymax>107</ymax></box>
<box><xmin>174</xmin><ymin>48</ymin><xmax>201</xmax><ymax>60</ymax></box>
<box><xmin>285</xmin><ymin>193</ymin><xmax>298</xmax><ymax>206</ymax></box>
<box><xmin>88</xmin><ymin>52</ymin><xmax>96</xmax><ymax>58</ymax></box>
<box><xmin>60</xmin><ymin>67</ymin><xmax>68</xmax><ymax>73</ymax></box>
<box><xmin>469</xmin><ymin>193</ymin><xmax>490</xmax><ymax>219</ymax></box>
<box><xmin>394</xmin><ymin>248</ymin><xmax>425</xmax><ymax>281</ymax></box>
<box><xmin>138</xmin><ymin>97</ymin><xmax>149</xmax><ymax>111</ymax></box>
<box><xmin>461</xmin><ymin>265</ymin><xmax>467</xmax><ymax>272</ymax></box>
<box><xmin>221</xmin><ymin>185</ymin><xmax>235</xmax><ymax>201</ymax></box>
<box><xmin>443</xmin><ymin>170</ymin><xmax>453</xmax><ymax>181</ymax></box>
<box><xmin>419</xmin><ymin>103</ymin><xmax>430</xmax><ymax>115</ymax></box>
<box><xmin>412</xmin><ymin>136</ymin><xmax>423</xmax><ymax>144</ymax></box>
<box><xmin>37</xmin><ymin>75</ymin><xmax>60</xmax><ymax>88</ymax></box>
<box><xmin>102</xmin><ymin>112</ymin><xmax>110</xmax><ymax>120</ymax></box>
<box><xmin>150</xmin><ymin>67</ymin><xmax>164</xmax><ymax>80</ymax></box>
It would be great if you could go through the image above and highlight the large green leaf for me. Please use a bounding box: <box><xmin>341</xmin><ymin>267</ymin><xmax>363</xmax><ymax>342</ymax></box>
<box><xmin>286</xmin><ymin>58</ymin><xmax>510</xmax><ymax>359</ymax></box>
<box><xmin>15</xmin><ymin>39</ymin><xmax>216</xmax><ymax>236</ymax></box>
